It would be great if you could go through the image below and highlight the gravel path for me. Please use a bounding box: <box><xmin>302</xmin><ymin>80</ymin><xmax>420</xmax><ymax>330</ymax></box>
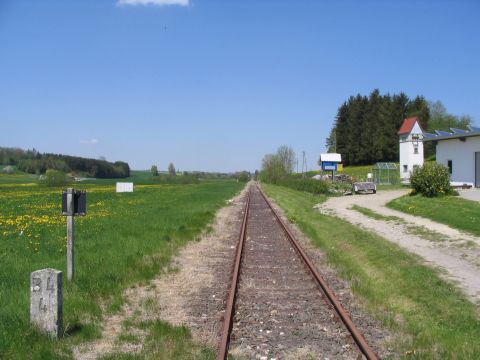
<box><xmin>458</xmin><ymin>188</ymin><xmax>480</xmax><ymax>202</ymax></box>
<box><xmin>317</xmin><ymin>190</ymin><xmax>480</xmax><ymax>302</ymax></box>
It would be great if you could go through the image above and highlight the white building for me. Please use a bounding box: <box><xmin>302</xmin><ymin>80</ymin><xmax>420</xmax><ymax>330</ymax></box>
<box><xmin>424</xmin><ymin>126</ymin><xmax>480</xmax><ymax>187</ymax></box>
<box><xmin>398</xmin><ymin>117</ymin><xmax>424</xmax><ymax>180</ymax></box>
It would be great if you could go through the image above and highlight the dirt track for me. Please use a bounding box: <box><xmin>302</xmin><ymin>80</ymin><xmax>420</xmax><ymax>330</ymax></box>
<box><xmin>317</xmin><ymin>190</ymin><xmax>480</xmax><ymax>302</ymax></box>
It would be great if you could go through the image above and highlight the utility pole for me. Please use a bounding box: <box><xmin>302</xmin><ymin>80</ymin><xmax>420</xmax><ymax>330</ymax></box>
<box><xmin>334</xmin><ymin>128</ymin><xmax>337</xmax><ymax>153</ymax></box>
<box><xmin>302</xmin><ymin>151</ymin><xmax>307</xmax><ymax>178</ymax></box>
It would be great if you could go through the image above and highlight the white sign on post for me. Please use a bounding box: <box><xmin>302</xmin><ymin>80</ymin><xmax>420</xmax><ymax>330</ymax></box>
<box><xmin>116</xmin><ymin>182</ymin><xmax>134</xmax><ymax>193</ymax></box>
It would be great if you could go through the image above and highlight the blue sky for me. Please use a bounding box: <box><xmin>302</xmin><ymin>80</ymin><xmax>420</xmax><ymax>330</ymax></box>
<box><xmin>1</xmin><ymin>0</ymin><xmax>479</xmax><ymax>172</ymax></box>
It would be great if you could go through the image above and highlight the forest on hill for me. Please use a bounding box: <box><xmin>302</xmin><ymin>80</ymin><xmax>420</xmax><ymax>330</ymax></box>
<box><xmin>326</xmin><ymin>89</ymin><xmax>473</xmax><ymax>166</ymax></box>
<box><xmin>0</xmin><ymin>147</ymin><xmax>130</xmax><ymax>178</ymax></box>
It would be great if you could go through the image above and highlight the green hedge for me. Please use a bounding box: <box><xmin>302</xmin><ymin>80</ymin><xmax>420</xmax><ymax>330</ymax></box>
<box><xmin>274</xmin><ymin>177</ymin><xmax>330</xmax><ymax>195</ymax></box>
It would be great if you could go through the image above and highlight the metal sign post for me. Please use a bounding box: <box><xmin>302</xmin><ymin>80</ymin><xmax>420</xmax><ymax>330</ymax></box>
<box><xmin>62</xmin><ymin>188</ymin><xmax>86</xmax><ymax>282</ymax></box>
<box><xmin>66</xmin><ymin>189</ymin><xmax>74</xmax><ymax>281</ymax></box>
<box><xmin>321</xmin><ymin>162</ymin><xmax>338</xmax><ymax>182</ymax></box>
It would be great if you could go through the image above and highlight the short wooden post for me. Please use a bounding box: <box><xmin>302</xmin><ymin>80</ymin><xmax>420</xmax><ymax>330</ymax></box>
<box><xmin>66</xmin><ymin>188</ymin><xmax>74</xmax><ymax>281</ymax></box>
<box><xmin>30</xmin><ymin>269</ymin><xmax>63</xmax><ymax>338</ymax></box>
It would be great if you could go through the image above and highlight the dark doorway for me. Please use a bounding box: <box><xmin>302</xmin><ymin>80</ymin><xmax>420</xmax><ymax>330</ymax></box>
<box><xmin>476</xmin><ymin>152</ymin><xmax>480</xmax><ymax>188</ymax></box>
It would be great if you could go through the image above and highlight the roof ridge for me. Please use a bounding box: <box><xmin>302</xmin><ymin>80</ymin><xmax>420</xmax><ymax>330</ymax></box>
<box><xmin>398</xmin><ymin>117</ymin><xmax>421</xmax><ymax>135</ymax></box>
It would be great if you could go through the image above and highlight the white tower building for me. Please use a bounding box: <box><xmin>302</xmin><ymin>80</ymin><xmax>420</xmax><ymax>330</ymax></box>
<box><xmin>399</xmin><ymin>117</ymin><xmax>424</xmax><ymax>181</ymax></box>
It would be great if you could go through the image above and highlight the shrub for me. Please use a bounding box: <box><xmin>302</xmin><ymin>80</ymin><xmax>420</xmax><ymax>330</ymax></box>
<box><xmin>43</xmin><ymin>169</ymin><xmax>68</xmax><ymax>187</ymax></box>
<box><xmin>2</xmin><ymin>165</ymin><xmax>14</xmax><ymax>174</ymax></box>
<box><xmin>276</xmin><ymin>177</ymin><xmax>330</xmax><ymax>195</ymax></box>
<box><xmin>410</xmin><ymin>162</ymin><xmax>452</xmax><ymax>197</ymax></box>
<box><xmin>152</xmin><ymin>174</ymin><xmax>199</xmax><ymax>185</ymax></box>
<box><xmin>236</xmin><ymin>171</ymin><xmax>250</xmax><ymax>182</ymax></box>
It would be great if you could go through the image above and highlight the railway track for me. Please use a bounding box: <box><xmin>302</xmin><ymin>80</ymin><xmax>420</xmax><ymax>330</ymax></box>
<box><xmin>218</xmin><ymin>183</ymin><xmax>378</xmax><ymax>359</ymax></box>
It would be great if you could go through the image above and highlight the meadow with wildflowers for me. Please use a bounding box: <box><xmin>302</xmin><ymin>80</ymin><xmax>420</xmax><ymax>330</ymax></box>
<box><xmin>0</xmin><ymin>180</ymin><xmax>243</xmax><ymax>359</ymax></box>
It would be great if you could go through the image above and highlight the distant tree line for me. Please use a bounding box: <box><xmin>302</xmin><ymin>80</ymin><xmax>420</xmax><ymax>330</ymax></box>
<box><xmin>0</xmin><ymin>147</ymin><xmax>39</xmax><ymax>165</ymax></box>
<box><xmin>183</xmin><ymin>171</ymin><xmax>247</xmax><ymax>180</ymax></box>
<box><xmin>149</xmin><ymin>163</ymin><xmax>250</xmax><ymax>182</ymax></box>
<box><xmin>0</xmin><ymin>147</ymin><xmax>130</xmax><ymax>178</ymax></box>
<box><xmin>327</xmin><ymin>90</ymin><xmax>474</xmax><ymax>166</ymax></box>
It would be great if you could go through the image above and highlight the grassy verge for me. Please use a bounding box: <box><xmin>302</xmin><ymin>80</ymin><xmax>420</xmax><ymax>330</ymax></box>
<box><xmin>101</xmin><ymin>321</ymin><xmax>215</xmax><ymax>360</ymax></box>
<box><xmin>350</xmin><ymin>205</ymin><xmax>403</xmax><ymax>222</ymax></box>
<box><xmin>262</xmin><ymin>184</ymin><xmax>480</xmax><ymax>359</ymax></box>
<box><xmin>387</xmin><ymin>194</ymin><xmax>480</xmax><ymax>236</ymax></box>
<box><xmin>0</xmin><ymin>181</ymin><xmax>243</xmax><ymax>359</ymax></box>
<box><xmin>350</xmin><ymin>205</ymin><xmax>449</xmax><ymax>243</ymax></box>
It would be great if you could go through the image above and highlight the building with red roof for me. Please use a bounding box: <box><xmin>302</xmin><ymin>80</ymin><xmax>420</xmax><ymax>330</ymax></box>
<box><xmin>399</xmin><ymin>117</ymin><xmax>424</xmax><ymax>181</ymax></box>
<box><xmin>398</xmin><ymin>116</ymin><xmax>424</xmax><ymax>135</ymax></box>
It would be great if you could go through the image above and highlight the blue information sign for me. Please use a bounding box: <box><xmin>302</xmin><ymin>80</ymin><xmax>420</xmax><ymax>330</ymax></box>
<box><xmin>322</xmin><ymin>162</ymin><xmax>337</xmax><ymax>171</ymax></box>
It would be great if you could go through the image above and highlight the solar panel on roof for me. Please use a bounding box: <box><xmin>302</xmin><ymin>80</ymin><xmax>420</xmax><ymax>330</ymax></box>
<box><xmin>468</xmin><ymin>126</ymin><xmax>480</xmax><ymax>132</ymax></box>
<box><xmin>450</xmin><ymin>128</ymin><xmax>467</xmax><ymax>134</ymax></box>
<box><xmin>435</xmin><ymin>130</ymin><xmax>453</xmax><ymax>136</ymax></box>
<box><xmin>423</xmin><ymin>132</ymin><xmax>437</xmax><ymax>139</ymax></box>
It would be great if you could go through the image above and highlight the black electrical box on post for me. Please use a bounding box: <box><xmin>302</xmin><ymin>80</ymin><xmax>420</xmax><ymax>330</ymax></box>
<box><xmin>62</xmin><ymin>189</ymin><xmax>87</xmax><ymax>216</ymax></box>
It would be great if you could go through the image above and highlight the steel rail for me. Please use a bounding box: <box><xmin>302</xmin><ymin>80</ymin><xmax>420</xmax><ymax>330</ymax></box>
<box><xmin>217</xmin><ymin>189</ymin><xmax>251</xmax><ymax>360</ymax></box>
<box><xmin>257</xmin><ymin>184</ymin><xmax>379</xmax><ymax>360</ymax></box>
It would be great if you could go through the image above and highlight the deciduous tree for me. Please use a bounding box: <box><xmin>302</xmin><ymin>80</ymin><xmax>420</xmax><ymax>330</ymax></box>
<box><xmin>168</xmin><ymin>162</ymin><xmax>176</xmax><ymax>176</ymax></box>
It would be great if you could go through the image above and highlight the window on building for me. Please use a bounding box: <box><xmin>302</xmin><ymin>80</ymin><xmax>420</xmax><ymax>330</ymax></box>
<box><xmin>447</xmin><ymin>160</ymin><xmax>452</xmax><ymax>174</ymax></box>
<box><xmin>403</xmin><ymin>165</ymin><xmax>408</xmax><ymax>173</ymax></box>
<box><xmin>414</xmin><ymin>145</ymin><xmax>418</xmax><ymax>154</ymax></box>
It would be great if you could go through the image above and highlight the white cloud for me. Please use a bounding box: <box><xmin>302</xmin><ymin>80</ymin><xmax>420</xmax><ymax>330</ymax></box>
<box><xmin>117</xmin><ymin>0</ymin><xmax>189</xmax><ymax>6</ymax></box>
<box><xmin>80</xmin><ymin>138</ymin><xmax>99</xmax><ymax>145</ymax></box>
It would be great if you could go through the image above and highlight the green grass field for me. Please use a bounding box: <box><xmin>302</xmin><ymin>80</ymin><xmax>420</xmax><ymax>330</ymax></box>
<box><xmin>0</xmin><ymin>171</ymin><xmax>39</xmax><ymax>184</ymax></box>
<box><xmin>0</xmin><ymin>180</ymin><xmax>243</xmax><ymax>359</ymax></box>
<box><xmin>340</xmin><ymin>164</ymin><xmax>374</xmax><ymax>180</ymax></box>
<box><xmin>0</xmin><ymin>169</ymin><xmax>174</xmax><ymax>186</ymax></box>
<box><xmin>262</xmin><ymin>184</ymin><xmax>480</xmax><ymax>359</ymax></box>
<box><xmin>387</xmin><ymin>194</ymin><xmax>480</xmax><ymax>237</ymax></box>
